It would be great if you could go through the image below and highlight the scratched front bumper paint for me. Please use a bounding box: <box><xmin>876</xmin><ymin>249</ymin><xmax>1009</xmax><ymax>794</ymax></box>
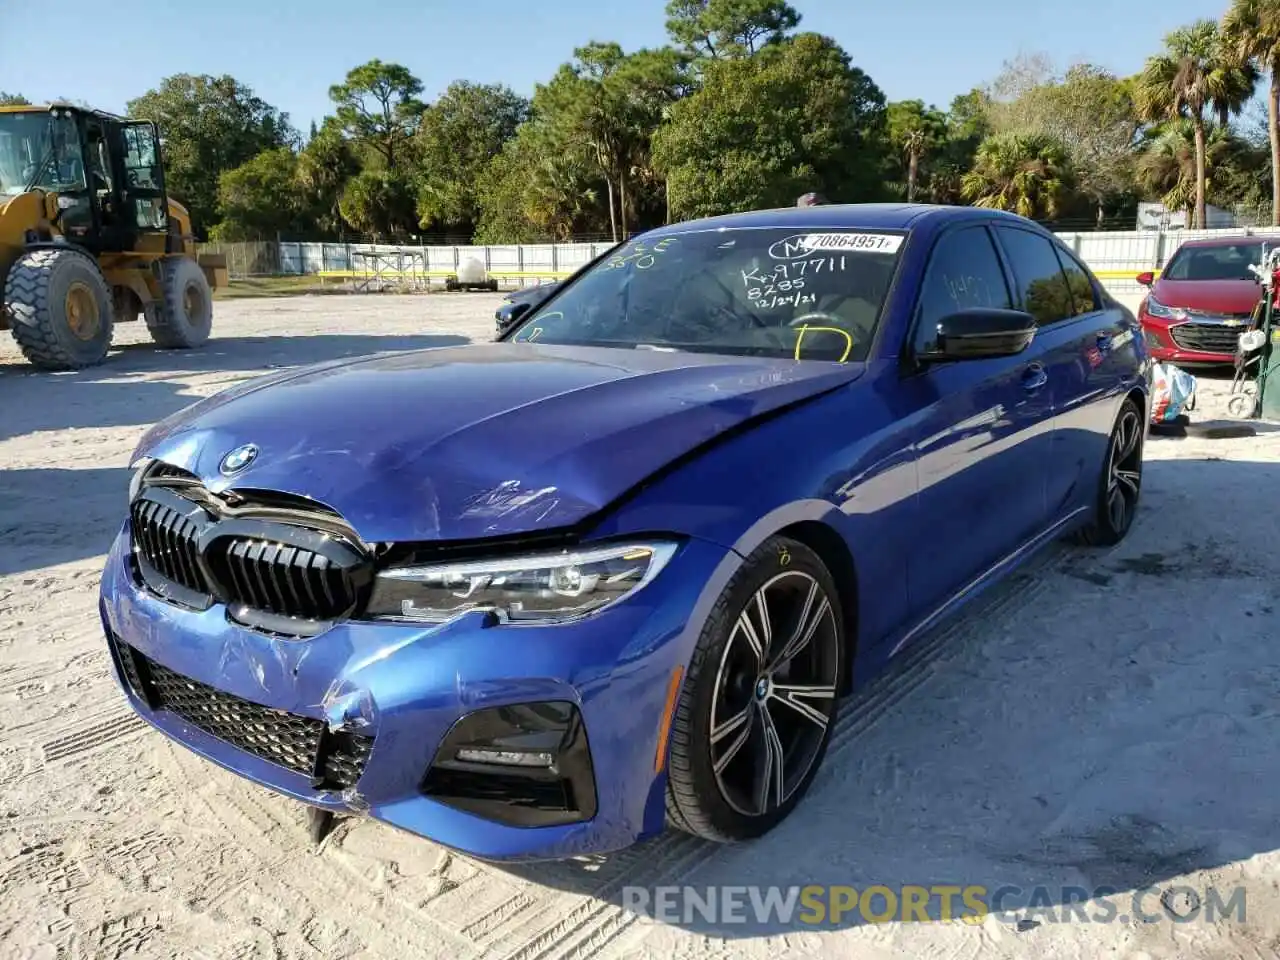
<box><xmin>99</xmin><ymin>524</ymin><xmax>729</xmax><ymax>861</ymax></box>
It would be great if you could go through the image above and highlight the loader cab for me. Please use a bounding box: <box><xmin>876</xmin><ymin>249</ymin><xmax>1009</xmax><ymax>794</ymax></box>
<box><xmin>0</xmin><ymin>104</ymin><xmax>170</xmax><ymax>253</ymax></box>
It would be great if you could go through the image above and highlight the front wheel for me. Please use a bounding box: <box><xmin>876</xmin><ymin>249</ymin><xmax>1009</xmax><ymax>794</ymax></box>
<box><xmin>4</xmin><ymin>248</ymin><xmax>114</xmax><ymax>370</ymax></box>
<box><xmin>1072</xmin><ymin>397</ymin><xmax>1144</xmax><ymax>547</ymax></box>
<box><xmin>665</xmin><ymin>537</ymin><xmax>844</xmax><ymax>842</ymax></box>
<box><xmin>148</xmin><ymin>257</ymin><xmax>213</xmax><ymax>349</ymax></box>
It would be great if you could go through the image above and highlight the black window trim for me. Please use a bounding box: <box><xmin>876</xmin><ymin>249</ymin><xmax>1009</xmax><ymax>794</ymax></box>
<box><xmin>899</xmin><ymin>217</ymin><xmax>1016</xmax><ymax>374</ymax></box>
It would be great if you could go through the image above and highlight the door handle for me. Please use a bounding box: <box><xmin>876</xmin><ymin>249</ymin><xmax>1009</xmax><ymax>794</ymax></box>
<box><xmin>1022</xmin><ymin>362</ymin><xmax>1048</xmax><ymax>391</ymax></box>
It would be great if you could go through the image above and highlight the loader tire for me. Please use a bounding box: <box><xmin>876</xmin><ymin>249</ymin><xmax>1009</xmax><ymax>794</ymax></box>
<box><xmin>4</xmin><ymin>248</ymin><xmax>114</xmax><ymax>370</ymax></box>
<box><xmin>148</xmin><ymin>257</ymin><xmax>212</xmax><ymax>349</ymax></box>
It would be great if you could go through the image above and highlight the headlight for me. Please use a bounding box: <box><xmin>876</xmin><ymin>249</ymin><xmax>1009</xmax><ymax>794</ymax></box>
<box><xmin>1144</xmin><ymin>295</ymin><xmax>1186</xmax><ymax>321</ymax></box>
<box><xmin>366</xmin><ymin>541</ymin><xmax>679</xmax><ymax>625</ymax></box>
<box><xmin>128</xmin><ymin>457</ymin><xmax>154</xmax><ymax>504</ymax></box>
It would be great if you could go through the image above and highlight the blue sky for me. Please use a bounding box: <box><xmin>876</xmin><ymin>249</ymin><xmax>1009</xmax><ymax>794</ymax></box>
<box><xmin>0</xmin><ymin>0</ymin><xmax>1238</xmax><ymax>132</ymax></box>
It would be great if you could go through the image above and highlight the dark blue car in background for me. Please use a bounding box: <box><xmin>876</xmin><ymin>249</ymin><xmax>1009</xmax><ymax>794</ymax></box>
<box><xmin>495</xmin><ymin>279</ymin><xmax>561</xmax><ymax>336</ymax></box>
<box><xmin>100</xmin><ymin>203</ymin><xmax>1150</xmax><ymax>861</ymax></box>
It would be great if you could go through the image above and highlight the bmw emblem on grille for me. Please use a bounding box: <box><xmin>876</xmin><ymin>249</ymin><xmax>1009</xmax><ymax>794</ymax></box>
<box><xmin>219</xmin><ymin>443</ymin><xmax>259</xmax><ymax>476</ymax></box>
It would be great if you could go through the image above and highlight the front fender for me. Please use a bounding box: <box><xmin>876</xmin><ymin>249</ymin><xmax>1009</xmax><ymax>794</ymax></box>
<box><xmin>589</xmin><ymin>376</ymin><xmax>918</xmax><ymax>656</ymax></box>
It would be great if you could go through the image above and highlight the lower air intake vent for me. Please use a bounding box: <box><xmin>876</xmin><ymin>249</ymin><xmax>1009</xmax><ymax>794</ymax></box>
<box><xmin>111</xmin><ymin>636</ymin><xmax>372</xmax><ymax>791</ymax></box>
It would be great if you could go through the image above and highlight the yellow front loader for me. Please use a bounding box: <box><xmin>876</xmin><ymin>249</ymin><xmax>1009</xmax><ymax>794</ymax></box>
<box><xmin>0</xmin><ymin>102</ymin><xmax>228</xmax><ymax>370</ymax></box>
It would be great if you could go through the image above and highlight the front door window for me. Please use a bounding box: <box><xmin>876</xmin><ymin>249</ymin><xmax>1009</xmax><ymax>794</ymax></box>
<box><xmin>121</xmin><ymin>123</ymin><xmax>166</xmax><ymax>231</ymax></box>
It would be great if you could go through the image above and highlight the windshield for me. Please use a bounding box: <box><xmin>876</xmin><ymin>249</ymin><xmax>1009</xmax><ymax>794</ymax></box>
<box><xmin>1162</xmin><ymin>241</ymin><xmax>1265</xmax><ymax>281</ymax></box>
<box><xmin>510</xmin><ymin>226</ymin><xmax>905</xmax><ymax>362</ymax></box>
<box><xmin>0</xmin><ymin>111</ymin><xmax>86</xmax><ymax>197</ymax></box>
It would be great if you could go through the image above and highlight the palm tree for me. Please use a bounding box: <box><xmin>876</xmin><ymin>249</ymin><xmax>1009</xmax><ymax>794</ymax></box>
<box><xmin>1222</xmin><ymin>0</ymin><xmax>1280</xmax><ymax>224</ymax></box>
<box><xmin>901</xmin><ymin>129</ymin><xmax>927</xmax><ymax>202</ymax></box>
<box><xmin>887</xmin><ymin>100</ymin><xmax>947</xmax><ymax>202</ymax></box>
<box><xmin>1136</xmin><ymin>120</ymin><xmax>1241</xmax><ymax>220</ymax></box>
<box><xmin>1133</xmin><ymin>19</ymin><xmax>1257</xmax><ymax>228</ymax></box>
<box><xmin>960</xmin><ymin>132</ymin><xmax>1075</xmax><ymax>220</ymax></box>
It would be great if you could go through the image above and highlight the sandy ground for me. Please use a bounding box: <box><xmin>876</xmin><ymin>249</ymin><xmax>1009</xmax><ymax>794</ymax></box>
<box><xmin>3</xmin><ymin>293</ymin><xmax>1280</xmax><ymax>960</ymax></box>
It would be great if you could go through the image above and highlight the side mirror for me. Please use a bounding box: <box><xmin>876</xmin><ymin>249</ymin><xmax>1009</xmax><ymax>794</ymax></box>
<box><xmin>919</xmin><ymin>308</ymin><xmax>1038</xmax><ymax>362</ymax></box>
<box><xmin>1136</xmin><ymin>271</ymin><xmax>1155</xmax><ymax>287</ymax></box>
<box><xmin>495</xmin><ymin>300</ymin><xmax>531</xmax><ymax>332</ymax></box>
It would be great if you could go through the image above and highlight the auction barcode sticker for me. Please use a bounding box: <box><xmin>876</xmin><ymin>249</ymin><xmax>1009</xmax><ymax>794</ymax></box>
<box><xmin>799</xmin><ymin>233</ymin><xmax>903</xmax><ymax>253</ymax></box>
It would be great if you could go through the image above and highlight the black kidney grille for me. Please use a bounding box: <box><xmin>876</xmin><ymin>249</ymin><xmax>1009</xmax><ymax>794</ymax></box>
<box><xmin>117</xmin><ymin>639</ymin><xmax>372</xmax><ymax>791</ymax></box>
<box><xmin>130</xmin><ymin>498</ymin><xmax>209</xmax><ymax>594</ymax></box>
<box><xmin>207</xmin><ymin>538</ymin><xmax>357</xmax><ymax>621</ymax></box>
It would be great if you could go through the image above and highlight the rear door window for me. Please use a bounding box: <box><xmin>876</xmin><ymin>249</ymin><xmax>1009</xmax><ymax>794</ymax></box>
<box><xmin>1053</xmin><ymin>246</ymin><xmax>1100</xmax><ymax>317</ymax></box>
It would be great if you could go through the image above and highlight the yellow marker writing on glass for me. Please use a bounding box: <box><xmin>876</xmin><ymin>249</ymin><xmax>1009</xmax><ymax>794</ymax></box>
<box><xmin>793</xmin><ymin>324</ymin><xmax>853</xmax><ymax>363</ymax></box>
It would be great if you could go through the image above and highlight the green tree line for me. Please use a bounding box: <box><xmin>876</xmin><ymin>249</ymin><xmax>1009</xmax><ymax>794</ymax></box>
<box><xmin>11</xmin><ymin>0</ymin><xmax>1280</xmax><ymax>240</ymax></box>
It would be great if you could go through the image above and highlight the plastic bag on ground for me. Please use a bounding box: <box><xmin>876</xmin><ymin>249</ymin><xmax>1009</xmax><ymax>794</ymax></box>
<box><xmin>1150</xmin><ymin>362</ymin><xmax>1197</xmax><ymax>423</ymax></box>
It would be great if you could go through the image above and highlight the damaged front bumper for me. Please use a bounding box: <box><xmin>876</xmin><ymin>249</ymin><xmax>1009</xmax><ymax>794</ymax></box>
<box><xmin>98</xmin><ymin>524</ymin><xmax>725</xmax><ymax>861</ymax></box>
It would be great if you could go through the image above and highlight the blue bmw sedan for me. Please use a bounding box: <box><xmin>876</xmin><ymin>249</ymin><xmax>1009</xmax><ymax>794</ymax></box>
<box><xmin>100</xmin><ymin>204</ymin><xmax>1150</xmax><ymax>861</ymax></box>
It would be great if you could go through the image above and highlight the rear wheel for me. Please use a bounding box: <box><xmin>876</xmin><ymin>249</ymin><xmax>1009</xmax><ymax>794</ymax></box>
<box><xmin>4</xmin><ymin>248</ymin><xmax>114</xmax><ymax>370</ymax></box>
<box><xmin>1072</xmin><ymin>397</ymin><xmax>1144</xmax><ymax>547</ymax></box>
<box><xmin>665</xmin><ymin>537</ymin><xmax>843</xmax><ymax>842</ymax></box>
<box><xmin>148</xmin><ymin>257</ymin><xmax>212</xmax><ymax>349</ymax></box>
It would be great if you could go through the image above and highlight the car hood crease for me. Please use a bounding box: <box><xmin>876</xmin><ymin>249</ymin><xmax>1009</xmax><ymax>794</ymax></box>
<box><xmin>135</xmin><ymin>342</ymin><xmax>866</xmax><ymax>543</ymax></box>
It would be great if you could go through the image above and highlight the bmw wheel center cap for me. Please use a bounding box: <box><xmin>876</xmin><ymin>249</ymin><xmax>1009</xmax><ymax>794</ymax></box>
<box><xmin>219</xmin><ymin>443</ymin><xmax>259</xmax><ymax>476</ymax></box>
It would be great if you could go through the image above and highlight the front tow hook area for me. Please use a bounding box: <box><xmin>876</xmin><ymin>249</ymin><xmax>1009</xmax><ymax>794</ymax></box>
<box><xmin>307</xmin><ymin>806</ymin><xmax>339</xmax><ymax>846</ymax></box>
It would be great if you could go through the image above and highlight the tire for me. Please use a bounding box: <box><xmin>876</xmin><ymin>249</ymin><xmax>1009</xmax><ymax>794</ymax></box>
<box><xmin>4</xmin><ymin>248</ymin><xmax>114</xmax><ymax>370</ymax></box>
<box><xmin>665</xmin><ymin>536</ymin><xmax>844</xmax><ymax>842</ymax></box>
<box><xmin>1227</xmin><ymin>394</ymin><xmax>1254</xmax><ymax>418</ymax></box>
<box><xmin>1072</xmin><ymin>397</ymin><xmax>1144</xmax><ymax>547</ymax></box>
<box><xmin>148</xmin><ymin>257</ymin><xmax>212</xmax><ymax>349</ymax></box>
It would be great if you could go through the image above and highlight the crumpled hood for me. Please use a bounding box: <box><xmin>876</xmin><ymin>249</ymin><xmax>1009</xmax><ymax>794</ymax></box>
<box><xmin>134</xmin><ymin>342</ymin><xmax>865</xmax><ymax>542</ymax></box>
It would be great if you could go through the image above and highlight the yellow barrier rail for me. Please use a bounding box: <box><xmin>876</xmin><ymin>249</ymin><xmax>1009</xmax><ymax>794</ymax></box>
<box><xmin>1093</xmin><ymin>269</ymin><xmax>1161</xmax><ymax>279</ymax></box>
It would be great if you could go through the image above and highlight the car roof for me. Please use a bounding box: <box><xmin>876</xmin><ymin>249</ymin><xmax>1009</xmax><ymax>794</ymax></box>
<box><xmin>645</xmin><ymin>203</ymin><xmax>1043</xmax><ymax>237</ymax></box>
<box><xmin>1175</xmin><ymin>235</ymin><xmax>1269</xmax><ymax>249</ymax></box>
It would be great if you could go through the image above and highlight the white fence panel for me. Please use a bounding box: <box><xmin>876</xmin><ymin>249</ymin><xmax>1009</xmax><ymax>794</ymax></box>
<box><xmin>425</xmin><ymin>246</ymin><xmax>459</xmax><ymax>273</ymax></box>
<box><xmin>520</xmin><ymin>244</ymin><xmax>558</xmax><ymax>276</ymax></box>
<box><xmin>486</xmin><ymin>245</ymin><xmax>522</xmax><ymax>275</ymax></box>
<box><xmin>298</xmin><ymin>242</ymin><xmax>326</xmax><ymax>274</ymax></box>
<box><xmin>555</xmin><ymin>243</ymin><xmax>598</xmax><ymax>273</ymax></box>
<box><xmin>277</xmin><ymin>242</ymin><xmax>304</xmax><ymax>275</ymax></box>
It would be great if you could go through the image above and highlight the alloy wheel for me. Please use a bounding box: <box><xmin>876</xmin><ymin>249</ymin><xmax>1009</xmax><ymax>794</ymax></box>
<box><xmin>1106</xmin><ymin>408</ymin><xmax>1143</xmax><ymax>534</ymax></box>
<box><xmin>708</xmin><ymin>570</ymin><xmax>841</xmax><ymax>817</ymax></box>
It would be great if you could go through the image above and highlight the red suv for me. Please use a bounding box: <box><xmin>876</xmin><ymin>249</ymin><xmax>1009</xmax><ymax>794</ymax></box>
<box><xmin>1137</xmin><ymin>236</ymin><xmax>1265</xmax><ymax>364</ymax></box>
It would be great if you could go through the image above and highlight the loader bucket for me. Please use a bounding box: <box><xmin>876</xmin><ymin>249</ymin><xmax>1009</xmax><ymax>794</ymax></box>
<box><xmin>197</xmin><ymin>252</ymin><xmax>229</xmax><ymax>291</ymax></box>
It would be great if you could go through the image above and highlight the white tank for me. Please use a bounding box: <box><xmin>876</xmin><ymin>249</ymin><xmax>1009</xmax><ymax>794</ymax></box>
<box><xmin>456</xmin><ymin>257</ymin><xmax>488</xmax><ymax>285</ymax></box>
